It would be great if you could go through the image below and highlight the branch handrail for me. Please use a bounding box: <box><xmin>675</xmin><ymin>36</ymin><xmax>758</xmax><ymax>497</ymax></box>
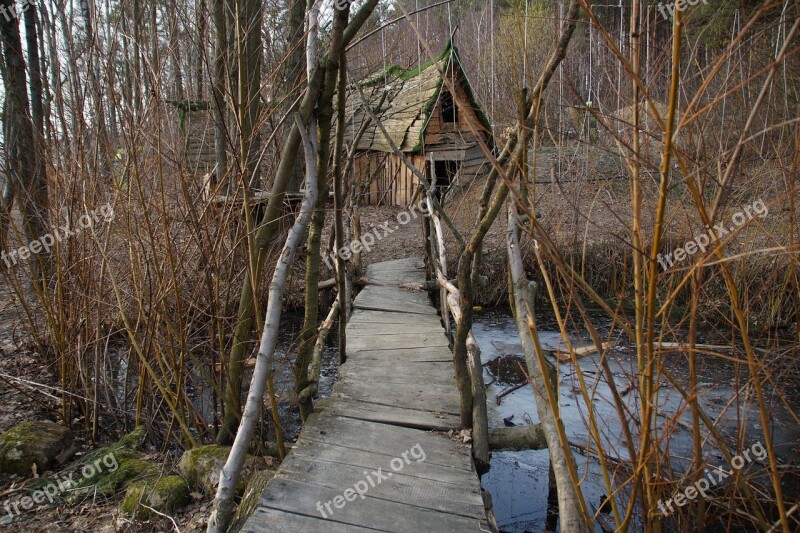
<box><xmin>427</xmin><ymin>194</ymin><xmax>489</xmax><ymax>470</ymax></box>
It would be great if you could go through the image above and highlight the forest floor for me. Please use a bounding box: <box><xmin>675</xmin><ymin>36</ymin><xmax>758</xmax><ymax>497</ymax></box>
<box><xmin>0</xmin><ymin>282</ymin><xmax>208</xmax><ymax>531</ymax></box>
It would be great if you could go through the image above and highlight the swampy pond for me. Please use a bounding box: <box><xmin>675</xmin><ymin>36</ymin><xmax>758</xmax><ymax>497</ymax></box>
<box><xmin>473</xmin><ymin>308</ymin><xmax>800</xmax><ymax>532</ymax></box>
<box><xmin>139</xmin><ymin>306</ymin><xmax>798</xmax><ymax>532</ymax></box>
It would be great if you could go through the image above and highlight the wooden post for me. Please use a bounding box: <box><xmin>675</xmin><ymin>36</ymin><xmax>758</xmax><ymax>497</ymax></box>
<box><xmin>430</xmin><ymin>210</ymin><xmax>489</xmax><ymax>473</ymax></box>
<box><xmin>430</xmin><ymin>192</ymin><xmax>451</xmax><ymax>337</ymax></box>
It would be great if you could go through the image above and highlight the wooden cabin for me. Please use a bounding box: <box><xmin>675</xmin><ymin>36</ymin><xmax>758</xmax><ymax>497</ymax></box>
<box><xmin>344</xmin><ymin>43</ymin><xmax>494</xmax><ymax>206</ymax></box>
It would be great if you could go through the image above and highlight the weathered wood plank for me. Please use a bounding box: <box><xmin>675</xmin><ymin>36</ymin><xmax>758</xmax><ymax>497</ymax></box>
<box><xmin>242</xmin><ymin>506</ymin><xmax>382</xmax><ymax>533</ymax></box>
<box><xmin>298</xmin><ymin>415</ymin><xmax>471</xmax><ymax>471</ymax></box>
<box><xmin>346</xmin><ymin>324</ymin><xmax>444</xmax><ymax>334</ymax></box>
<box><xmin>276</xmin><ymin>454</ymin><xmax>485</xmax><ymax>518</ymax></box>
<box><xmin>345</xmin><ymin>347</ymin><xmax>453</xmax><ymax>363</ymax></box>
<box><xmin>331</xmin><ymin>385</ymin><xmax>460</xmax><ymax>416</ymax></box>
<box><xmin>258</xmin><ymin>478</ymin><xmax>487</xmax><ymax>533</ymax></box>
<box><xmin>287</xmin><ymin>436</ymin><xmax>476</xmax><ymax>487</ymax></box>
<box><xmin>354</xmin><ymin>293</ymin><xmax>433</xmax><ymax>310</ymax></box>
<box><xmin>366</xmin><ymin>257</ymin><xmax>425</xmax><ymax>271</ymax></box>
<box><xmin>338</xmin><ymin>360</ymin><xmax>454</xmax><ymax>378</ymax></box>
<box><xmin>335</xmin><ymin>371</ymin><xmax>456</xmax><ymax>387</ymax></box>
<box><xmin>356</xmin><ymin>285</ymin><xmax>431</xmax><ymax>304</ymax></box>
<box><xmin>348</xmin><ymin>309</ymin><xmax>442</xmax><ymax>325</ymax></box>
<box><xmin>347</xmin><ymin>334</ymin><xmax>450</xmax><ymax>352</ymax></box>
<box><xmin>353</xmin><ymin>301</ymin><xmax>438</xmax><ymax>315</ymax></box>
<box><xmin>315</xmin><ymin>398</ymin><xmax>460</xmax><ymax>431</ymax></box>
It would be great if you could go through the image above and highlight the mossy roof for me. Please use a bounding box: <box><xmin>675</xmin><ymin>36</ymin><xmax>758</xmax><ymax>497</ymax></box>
<box><xmin>344</xmin><ymin>42</ymin><xmax>493</xmax><ymax>154</ymax></box>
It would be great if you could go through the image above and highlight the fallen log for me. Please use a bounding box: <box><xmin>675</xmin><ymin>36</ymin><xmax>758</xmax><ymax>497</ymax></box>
<box><xmin>657</xmin><ymin>342</ymin><xmax>731</xmax><ymax>351</ymax></box>
<box><xmin>495</xmin><ymin>382</ymin><xmax>528</xmax><ymax>404</ymax></box>
<box><xmin>489</xmin><ymin>424</ymin><xmax>548</xmax><ymax>451</ymax></box>
<box><xmin>318</xmin><ymin>278</ymin><xmax>337</xmax><ymax>290</ymax></box>
<box><xmin>298</xmin><ymin>296</ymin><xmax>341</xmax><ymax>402</ymax></box>
<box><xmin>552</xmin><ymin>342</ymin><xmax>613</xmax><ymax>362</ymax></box>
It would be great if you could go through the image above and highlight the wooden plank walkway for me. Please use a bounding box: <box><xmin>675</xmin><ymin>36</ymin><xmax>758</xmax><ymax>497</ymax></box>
<box><xmin>243</xmin><ymin>257</ymin><xmax>488</xmax><ymax>532</ymax></box>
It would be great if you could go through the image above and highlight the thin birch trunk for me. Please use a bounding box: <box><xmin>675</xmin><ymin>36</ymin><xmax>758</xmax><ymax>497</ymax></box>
<box><xmin>215</xmin><ymin>0</ymin><xmax>379</xmax><ymax>444</ymax></box>
<box><xmin>207</xmin><ymin>114</ymin><xmax>318</xmax><ymax>533</ymax></box>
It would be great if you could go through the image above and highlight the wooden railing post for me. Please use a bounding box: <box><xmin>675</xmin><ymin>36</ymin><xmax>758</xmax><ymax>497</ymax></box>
<box><xmin>429</xmin><ymin>205</ymin><xmax>490</xmax><ymax>473</ymax></box>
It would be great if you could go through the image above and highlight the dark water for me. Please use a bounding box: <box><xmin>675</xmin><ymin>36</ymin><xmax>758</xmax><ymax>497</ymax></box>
<box><xmin>473</xmin><ymin>308</ymin><xmax>800</xmax><ymax>532</ymax></box>
<box><xmin>106</xmin><ymin>311</ymin><xmax>342</xmax><ymax>445</ymax></box>
<box><xmin>253</xmin><ymin>312</ymin><xmax>341</xmax><ymax>442</ymax></box>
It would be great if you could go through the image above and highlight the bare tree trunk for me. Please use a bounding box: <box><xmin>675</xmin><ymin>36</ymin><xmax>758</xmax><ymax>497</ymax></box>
<box><xmin>207</xmin><ymin>114</ymin><xmax>318</xmax><ymax>533</ymax></box>
<box><xmin>294</xmin><ymin>0</ymin><xmax>346</xmax><ymax>422</ymax></box>
<box><xmin>104</xmin><ymin>0</ymin><xmax>117</xmax><ymax>138</ymax></box>
<box><xmin>507</xmin><ymin>206</ymin><xmax>587</xmax><ymax>531</ymax></box>
<box><xmin>332</xmin><ymin>54</ymin><xmax>349</xmax><ymax>364</ymax></box>
<box><xmin>285</xmin><ymin>0</ymin><xmax>306</xmax><ymax>194</ymax></box>
<box><xmin>24</xmin><ymin>6</ymin><xmax>45</xmax><ymax>143</ymax></box>
<box><xmin>167</xmin><ymin>3</ymin><xmax>185</xmax><ymax>99</ymax></box>
<box><xmin>211</xmin><ymin>0</ymin><xmax>228</xmax><ymax>185</ymax></box>
<box><xmin>78</xmin><ymin>0</ymin><xmax>113</xmax><ymax>179</ymax></box>
<box><xmin>216</xmin><ymin>0</ymin><xmax>265</xmax><ymax>443</ymax></box>
<box><xmin>215</xmin><ymin>0</ymin><xmax>379</xmax><ymax>445</ymax></box>
<box><xmin>132</xmin><ymin>0</ymin><xmax>144</xmax><ymax>117</ymax></box>
<box><xmin>0</xmin><ymin>0</ymin><xmax>49</xmax><ymax>279</ymax></box>
<box><xmin>452</xmin><ymin>0</ymin><xmax>581</xmax><ymax>438</ymax></box>
<box><xmin>216</xmin><ymin>65</ymin><xmax>324</xmax><ymax>445</ymax></box>
<box><xmin>196</xmin><ymin>0</ymin><xmax>207</xmax><ymax>99</ymax></box>
<box><xmin>40</xmin><ymin>2</ymin><xmax>68</xmax><ymax>144</ymax></box>
<box><xmin>237</xmin><ymin>0</ymin><xmax>262</xmax><ymax>190</ymax></box>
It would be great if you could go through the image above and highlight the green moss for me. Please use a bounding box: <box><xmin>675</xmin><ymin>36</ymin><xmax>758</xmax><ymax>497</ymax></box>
<box><xmin>29</xmin><ymin>427</ymin><xmax>154</xmax><ymax>500</ymax></box>
<box><xmin>121</xmin><ymin>475</ymin><xmax>191</xmax><ymax>517</ymax></box>
<box><xmin>177</xmin><ymin>444</ymin><xmax>257</xmax><ymax>496</ymax></box>
<box><xmin>68</xmin><ymin>456</ymin><xmax>159</xmax><ymax>498</ymax></box>
<box><xmin>0</xmin><ymin>421</ymin><xmax>74</xmax><ymax>475</ymax></box>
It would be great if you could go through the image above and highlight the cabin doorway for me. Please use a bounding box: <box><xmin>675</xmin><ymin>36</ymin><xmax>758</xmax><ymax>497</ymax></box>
<box><xmin>429</xmin><ymin>159</ymin><xmax>460</xmax><ymax>203</ymax></box>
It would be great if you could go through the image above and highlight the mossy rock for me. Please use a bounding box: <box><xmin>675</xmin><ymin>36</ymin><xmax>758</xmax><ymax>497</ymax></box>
<box><xmin>68</xmin><ymin>456</ymin><xmax>159</xmax><ymax>499</ymax></box>
<box><xmin>229</xmin><ymin>469</ymin><xmax>276</xmax><ymax>532</ymax></box>
<box><xmin>0</xmin><ymin>421</ymin><xmax>74</xmax><ymax>475</ymax></box>
<box><xmin>75</xmin><ymin>426</ymin><xmax>147</xmax><ymax>467</ymax></box>
<box><xmin>121</xmin><ymin>475</ymin><xmax>191</xmax><ymax>518</ymax></box>
<box><xmin>28</xmin><ymin>426</ymin><xmax>155</xmax><ymax>501</ymax></box>
<box><xmin>177</xmin><ymin>445</ymin><xmax>259</xmax><ymax>496</ymax></box>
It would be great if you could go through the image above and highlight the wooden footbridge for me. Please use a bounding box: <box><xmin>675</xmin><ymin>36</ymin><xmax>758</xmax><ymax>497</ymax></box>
<box><xmin>242</xmin><ymin>257</ymin><xmax>490</xmax><ymax>532</ymax></box>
